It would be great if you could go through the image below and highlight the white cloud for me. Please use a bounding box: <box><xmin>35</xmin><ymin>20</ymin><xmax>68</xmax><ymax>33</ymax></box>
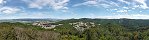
<box><xmin>118</xmin><ymin>0</ymin><xmax>130</xmax><ymax>5</ymax></box>
<box><xmin>123</xmin><ymin>7</ymin><xmax>129</xmax><ymax>9</ymax></box>
<box><xmin>73</xmin><ymin>0</ymin><xmax>98</xmax><ymax>7</ymax></box>
<box><xmin>23</xmin><ymin>0</ymin><xmax>69</xmax><ymax>10</ymax></box>
<box><xmin>140</xmin><ymin>11</ymin><xmax>142</xmax><ymax>12</ymax></box>
<box><xmin>73</xmin><ymin>0</ymin><xmax>120</xmax><ymax>8</ymax></box>
<box><xmin>61</xmin><ymin>7</ymin><xmax>69</xmax><ymax>12</ymax></box>
<box><xmin>100</xmin><ymin>4</ymin><xmax>110</xmax><ymax>8</ymax></box>
<box><xmin>73</xmin><ymin>0</ymin><xmax>118</xmax><ymax>8</ymax></box>
<box><xmin>113</xmin><ymin>9</ymin><xmax>118</xmax><ymax>10</ymax></box>
<box><xmin>0</xmin><ymin>0</ymin><xmax>3</xmax><ymax>4</ymax></box>
<box><xmin>132</xmin><ymin>8</ymin><xmax>135</xmax><ymax>10</ymax></box>
<box><xmin>109</xmin><ymin>1</ymin><xmax>119</xmax><ymax>7</ymax></box>
<box><xmin>0</xmin><ymin>7</ymin><xmax>21</xmax><ymax>14</ymax></box>
<box><xmin>134</xmin><ymin>0</ymin><xmax>149</xmax><ymax>9</ymax></box>
<box><xmin>112</xmin><ymin>13</ymin><xmax>116</xmax><ymax>14</ymax></box>
<box><xmin>0</xmin><ymin>0</ymin><xmax>6</xmax><ymax>5</ymax></box>
<box><xmin>29</xmin><ymin>2</ymin><xmax>43</xmax><ymax>9</ymax></box>
<box><xmin>73</xmin><ymin>0</ymin><xmax>149</xmax><ymax>10</ymax></box>
<box><xmin>100</xmin><ymin>0</ymin><xmax>117</xmax><ymax>7</ymax></box>
<box><xmin>117</xmin><ymin>10</ymin><xmax>128</xmax><ymax>13</ymax></box>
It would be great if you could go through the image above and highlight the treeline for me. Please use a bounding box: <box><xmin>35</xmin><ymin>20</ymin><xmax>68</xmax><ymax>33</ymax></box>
<box><xmin>0</xmin><ymin>22</ymin><xmax>60</xmax><ymax>40</ymax></box>
<box><xmin>53</xmin><ymin>18</ymin><xmax>149</xmax><ymax>40</ymax></box>
<box><xmin>1</xmin><ymin>18</ymin><xmax>149</xmax><ymax>40</ymax></box>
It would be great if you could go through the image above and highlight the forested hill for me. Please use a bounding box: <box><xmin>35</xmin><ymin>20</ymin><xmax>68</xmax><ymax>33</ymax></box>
<box><xmin>57</xmin><ymin>18</ymin><xmax>149</xmax><ymax>31</ymax></box>
<box><xmin>60</xmin><ymin>18</ymin><xmax>149</xmax><ymax>26</ymax></box>
<box><xmin>1</xmin><ymin>18</ymin><xmax>149</xmax><ymax>40</ymax></box>
<box><xmin>53</xmin><ymin>18</ymin><xmax>149</xmax><ymax>40</ymax></box>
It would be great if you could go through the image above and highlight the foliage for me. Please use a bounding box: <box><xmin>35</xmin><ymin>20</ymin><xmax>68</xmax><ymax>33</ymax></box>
<box><xmin>1</xmin><ymin>19</ymin><xmax>149</xmax><ymax>40</ymax></box>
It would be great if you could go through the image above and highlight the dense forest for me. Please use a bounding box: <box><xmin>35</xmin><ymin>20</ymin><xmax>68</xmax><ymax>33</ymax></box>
<box><xmin>1</xmin><ymin>18</ymin><xmax>149</xmax><ymax>40</ymax></box>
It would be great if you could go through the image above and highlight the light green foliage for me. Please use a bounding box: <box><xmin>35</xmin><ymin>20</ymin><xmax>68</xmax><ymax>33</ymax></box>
<box><xmin>0</xmin><ymin>22</ymin><xmax>60</xmax><ymax>40</ymax></box>
<box><xmin>1</xmin><ymin>19</ymin><xmax>149</xmax><ymax>40</ymax></box>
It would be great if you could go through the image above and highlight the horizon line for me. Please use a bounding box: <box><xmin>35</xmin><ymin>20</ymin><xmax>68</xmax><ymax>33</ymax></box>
<box><xmin>1</xmin><ymin>18</ymin><xmax>149</xmax><ymax>20</ymax></box>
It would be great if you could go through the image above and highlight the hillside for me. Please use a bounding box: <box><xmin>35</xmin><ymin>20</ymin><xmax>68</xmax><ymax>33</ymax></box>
<box><xmin>53</xmin><ymin>18</ymin><xmax>149</xmax><ymax>40</ymax></box>
<box><xmin>1</xmin><ymin>18</ymin><xmax>149</xmax><ymax>40</ymax></box>
<box><xmin>0</xmin><ymin>22</ymin><xmax>60</xmax><ymax>40</ymax></box>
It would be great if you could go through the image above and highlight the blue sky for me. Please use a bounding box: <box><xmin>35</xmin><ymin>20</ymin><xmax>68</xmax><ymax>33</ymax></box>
<box><xmin>0</xmin><ymin>0</ymin><xmax>149</xmax><ymax>19</ymax></box>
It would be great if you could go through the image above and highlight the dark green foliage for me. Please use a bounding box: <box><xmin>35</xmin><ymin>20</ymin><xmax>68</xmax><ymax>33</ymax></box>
<box><xmin>0</xmin><ymin>22</ymin><xmax>60</xmax><ymax>40</ymax></box>
<box><xmin>54</xmin><ymin>19</ymin><xmax>149</xmax><ymax>40</ymax></box>
<box><xmin>1</xmin><ymin>19</ymin><xmax>149</xmax><ymax>40</ymax></box>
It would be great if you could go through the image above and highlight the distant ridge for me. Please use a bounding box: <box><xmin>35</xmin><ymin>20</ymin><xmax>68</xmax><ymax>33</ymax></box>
<box><xmin>0</xmin><ymin>18</ymin><xmax>63</xmax><ymax>23</ymax></box>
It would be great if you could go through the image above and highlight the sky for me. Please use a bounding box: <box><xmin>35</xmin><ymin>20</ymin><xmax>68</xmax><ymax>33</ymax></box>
<box><xmin>0</xmin><ymin>0</ymin><xmax>149</xmax><ymax>19</ymax></box>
